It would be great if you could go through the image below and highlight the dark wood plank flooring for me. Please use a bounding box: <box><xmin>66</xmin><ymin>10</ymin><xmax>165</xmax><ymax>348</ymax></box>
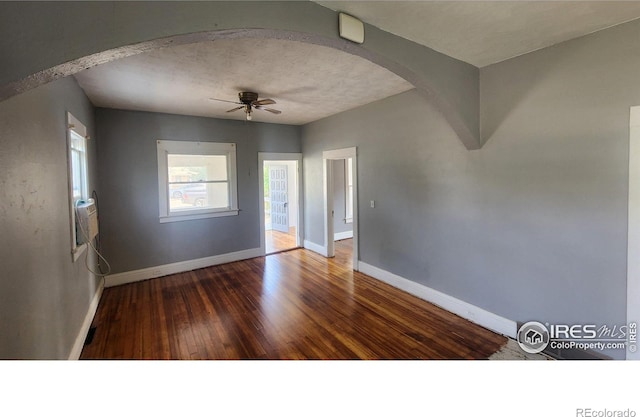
<box><xmin>81</xmin><ymin>240</ymin><xmax>507</xmax><ymax>359</ymax></box>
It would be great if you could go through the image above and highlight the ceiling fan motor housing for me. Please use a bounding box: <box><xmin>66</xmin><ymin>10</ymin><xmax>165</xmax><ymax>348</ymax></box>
<box><xmin>239</xmin><ymin>91</ymin><xmax>259</xmax><ymax>104</ymax></box>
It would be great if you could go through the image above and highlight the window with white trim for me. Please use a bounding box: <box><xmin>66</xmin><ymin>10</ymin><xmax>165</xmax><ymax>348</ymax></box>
<box><xmin>345</xmin><ymin>157</ymin><xmax>353</xmax><ymax>224</ymax></box>
<box><xmin>157</xmin><ymin>140</ymin><xmax>239</xmax><ymax>223</ymax></box>
<box><xmin>66</xmin><ymin>112</ymin><xmax>90</xmax><ymax>260</ymax></box>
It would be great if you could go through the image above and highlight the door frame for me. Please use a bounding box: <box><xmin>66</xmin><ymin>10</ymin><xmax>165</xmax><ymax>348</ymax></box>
<box><xmin>323</xmin><ymin>147</ymin><xmax>358</xmax><ymax>270</ymax></box>
<box><xmin>258</xmin><ymin>152</ymin><xmax>303</xmax><ymax>256</ymax></box>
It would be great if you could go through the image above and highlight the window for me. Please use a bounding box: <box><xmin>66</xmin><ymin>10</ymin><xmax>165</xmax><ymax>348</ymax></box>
<box><xmin>157</xmin><ymin>140</ymin><xmax>238</xmax><ymax>223</ymax></box>
<box><xmin>70</xmin><ymin>130</ymin><xmax>88</xmax><ymax>201</ymax></box>
<box><xmin>66</xmin><ymin>112</ymin><xmax>90</xmax><ymax>260</ymax></box>
<box><xmin>345</xmin><ymin>157</ymin><xmax>353</xmax><ymax>223</ymax></box>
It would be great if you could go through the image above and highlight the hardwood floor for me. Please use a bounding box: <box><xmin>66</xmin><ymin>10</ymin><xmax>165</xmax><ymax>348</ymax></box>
<box><xmin>81</xmin><ymin>240</ymin><xmax>507</xmax><ymax>359</ymax></box>
<box><xmin>265</xmin><ymin>227</ymin><xmax>297</xmax><ymax>254</ymax></box>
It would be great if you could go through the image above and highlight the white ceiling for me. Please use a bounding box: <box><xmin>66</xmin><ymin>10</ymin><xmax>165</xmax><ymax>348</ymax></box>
<box><xmin>317</xmin><ymin>1</ymin><xmax>640</xmax><ymax>67</ymax></box>
<box><xmin>74</xmin><ymin>38</ymin><xmax>414</xmax><ymax>125</ymax></box>
<box><xmin>74</xmin><ymin>2</ymin><xmax>640</xmax><ymax>125</ymax></box>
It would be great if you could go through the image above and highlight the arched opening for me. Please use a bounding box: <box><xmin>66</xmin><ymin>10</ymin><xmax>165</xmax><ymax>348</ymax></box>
<box><xmin>70</xmin><ymin>35</ymin><xmax>415</xmax><ymax>126</ymax></box>
<box><xmin>0</xmin><ymin>26</ymin><xmax>480</xmax><ymax>149</ymax></box>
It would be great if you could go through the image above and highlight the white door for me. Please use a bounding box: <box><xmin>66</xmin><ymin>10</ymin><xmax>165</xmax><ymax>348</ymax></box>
<box><xmin>269</xmin><ymin>165</ymin><xmax>289</xmax><ymax>233</ymax></box>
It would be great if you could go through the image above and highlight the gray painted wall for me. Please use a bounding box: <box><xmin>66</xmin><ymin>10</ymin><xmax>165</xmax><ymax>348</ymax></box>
<box><xmin>332</xmin><ymin>160</ymin><xmax>353</xmax><ymax>237</ymax></box>
<box><xmin>0</xmin><ymin>76</ymin><xmax>100</xmax><ymax>359</ymax></box>
<box><xmin>478</xmin><ymin>19</ymin><xmax>639</xmax><ymax>358</ymax></box>
<box><xmin>303</xmin><ymin>18</ymin><xmax>640</xmax><ymax>361</ymax></box>
<box><xmin>96</xmin><ymin>108</ymin><xmax>300</xmax><ymax>274</ymax></box>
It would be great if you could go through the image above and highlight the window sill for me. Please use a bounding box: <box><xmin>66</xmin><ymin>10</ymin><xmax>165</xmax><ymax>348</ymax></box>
<box><xmin>160</xmin><ymin>209</ymin><xmax>239</xmax><ymax>223</ymax></box>
<box><xmin>72</xmin><ymin>243</ymin><xmax>87</xmax><ymax>262</ymax></box>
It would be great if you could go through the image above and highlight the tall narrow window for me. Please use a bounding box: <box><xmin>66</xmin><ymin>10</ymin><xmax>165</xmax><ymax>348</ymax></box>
<box><xmin>157</xmin><ymin>140</ymin><xmax>238</xmax><ymax>223</ymax></box>
<box><xmin>66</xmin><ymin>112</ymin><xmax>90</xmax><ymax>260</ymax></box>
<box><xmin>345</xmin><ymin>157</ymin><xmax>353</xmax><ymax>223</ymax></box>
<box><xmin>70</xmin><ymin>130</ymin><xmax>88</xmax><ymax>202</ymax></box>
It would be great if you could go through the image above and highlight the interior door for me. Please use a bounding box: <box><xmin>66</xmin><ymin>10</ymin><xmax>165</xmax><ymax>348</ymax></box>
<box><xmin>269</xmin><ymin>165</ymin><xmax>289</xmax><ymax>233</ymax></box>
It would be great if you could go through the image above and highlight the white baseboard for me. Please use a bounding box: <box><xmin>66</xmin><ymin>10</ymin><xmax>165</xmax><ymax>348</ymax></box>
<box><xmin>303</xmin><ymin>240</ymin><xmax>328</xmax><ymax>257</ymax></box>
<box><xmin>334</xmin><ymin>230</ymin><xmax>353</xmax><ymax>241</ymax></box>
<box><xmin>105</xmin><ymin>247</ymin><xmax>263</xmax><ymax>288</ymax></box>
<box><xmin>69</xmin><ymin>278</ymin><xmax>104</xmax><ymax>360</ymax></box>
<box><xmin>358</xmin><ymin>262</ymin><xmax>517</xmax><ymax>338</ymax></box>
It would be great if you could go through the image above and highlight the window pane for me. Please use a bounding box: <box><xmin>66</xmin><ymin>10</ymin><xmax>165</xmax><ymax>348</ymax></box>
<box><xmin>71</xmin><ymin>150</ymin><xmax>82</xmax><ymax>200</ymax></box>
<box><xmin>169</xmin><ymin>182</ymin><xmax>229</xmax><ymax>212</ymax></box>
<box><xmin>345</xmin><ymin>158</ymin><xmax>353</xmax><ymax>220</ymax></box>
<box><xmin>71</xmin><ymin>131</ymin><xmax>85</xmax><ymax>152</ymax></box>
<box><xmin>168</xmin><ymin>154</ymin><xmax>227</xmax><ymax>183</ymax></box>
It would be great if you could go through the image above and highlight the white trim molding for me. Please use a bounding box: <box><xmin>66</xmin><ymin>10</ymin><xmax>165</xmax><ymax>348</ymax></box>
<box><xmin>69</xmin><ymin>279</ymin><xmax>104</xmax><ymax>360</ymax></box>
<box><xmin>258</xmin><ymin>153</ymin><xmax>304</xmax><ymax>256</ymax></box>
<box><xmin>105</xmin><ymin>247</ymin><xmax>262</xmax><ymax>288</ymax></box>
<box><xmin>322</xmin><ymin>147</ymin><xmax>358</xmax><ymax>271</ymax></box>
<box><xmin>304</xmin><ymin>240</ymin><xmax>329</xmax><ymax>257</ymax></box>
<box><xmin>334</xmin><ymin>230</ymin><xmax>353</xmax><ymax>241</ymax></box>
<box><xmin>358</xmin><ymin>261</ymin><xmax>517</xmax><ymax>338</ymax></box>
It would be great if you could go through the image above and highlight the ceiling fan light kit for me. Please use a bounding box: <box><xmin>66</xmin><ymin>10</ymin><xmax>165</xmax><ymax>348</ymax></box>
<box><xmin>210</xmin><ymin>91</ymin><xmax>281</xmax><ymax>122</ymax></box>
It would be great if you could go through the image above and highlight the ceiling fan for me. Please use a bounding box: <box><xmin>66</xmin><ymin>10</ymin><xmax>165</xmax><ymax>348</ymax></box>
<box><xmin>209</xmin><ymin>91</ymin><xmax>282</xmax><ymax>121</ymax></box>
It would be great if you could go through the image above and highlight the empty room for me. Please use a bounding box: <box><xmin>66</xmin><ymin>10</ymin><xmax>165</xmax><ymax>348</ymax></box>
<box><xmin>3</xmin><ymin>0</ymin><xmax>640</xmax><ymax>378</ymax></box>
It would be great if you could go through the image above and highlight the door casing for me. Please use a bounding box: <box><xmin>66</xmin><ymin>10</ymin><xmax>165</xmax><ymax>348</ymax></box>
<box><xmin>258</xmin><ymin>153</ymin><xmax>303</xmax><ymax>256</ymax></box>
<box><xmin>323</xmin><ymin>147</ymin><xmax>358</xmax><ymax>270</ymax></box>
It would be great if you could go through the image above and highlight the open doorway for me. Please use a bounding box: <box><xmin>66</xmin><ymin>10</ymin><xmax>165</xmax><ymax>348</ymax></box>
<box><xmin>323</xmin><ymin>147</ymin><xmax>358</xmax><ymax>270</ymax></box>
<box><xmin>330</xmin><ymin>157</ymin><xmax>355</xmax><ymax>269</ymax></box>
<box><xmin>331</xmin><ymin>158</ymin><xmax>354</xmax><ymax>241</ymax></box>
<box><xmin>259</xmin><ymin>153</ymin><xmax>303</xmax><ymax>255</ymax></box>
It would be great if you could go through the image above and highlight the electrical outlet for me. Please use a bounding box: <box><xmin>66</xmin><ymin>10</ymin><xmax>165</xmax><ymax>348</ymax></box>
<box><xmin>370</xmin><ymin>200</ymin><xmax>375</xmax><ymax>208</ymax></box>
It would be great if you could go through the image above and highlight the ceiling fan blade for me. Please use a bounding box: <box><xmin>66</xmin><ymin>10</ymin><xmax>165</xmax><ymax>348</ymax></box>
<box><xmin>210</xmin><ymin>98</ymin><xmax>242</xmax><ymax>105</ymax></box>
<box><xmin>253</xmin><ymin>98</ymin><xmax>276</xmax><ymax>106</ymax></box>
<box><xmin>255</xmin><ymin>106</ymin><xmax>282</xmax><ymax>115</ymax></box>
<box><xmin>226</xmin><ymin>106</ymin><xmax>244</xmax><ymax>113</ymax></box>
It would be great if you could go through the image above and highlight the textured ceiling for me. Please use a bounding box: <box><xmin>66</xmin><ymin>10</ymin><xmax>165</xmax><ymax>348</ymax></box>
<box><xmin>316</xmin><ymin>1</ymin><xmax>640</xmax><ymax>67</ymax></box>
<box><xmin>74</xmin><ymin>38</ymin><xmax>414</xmax><ymax>125</ymax></box>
